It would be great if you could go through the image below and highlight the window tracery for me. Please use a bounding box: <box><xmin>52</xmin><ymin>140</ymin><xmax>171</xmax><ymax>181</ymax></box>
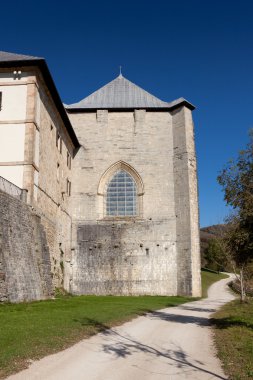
<box><xmin>106</xmin><ymin>170</ymin><xmax>137</xmax><ymax>216</ymax></box>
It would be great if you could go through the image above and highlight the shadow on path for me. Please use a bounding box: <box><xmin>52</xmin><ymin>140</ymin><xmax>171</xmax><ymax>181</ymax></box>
<box><xmin>101</xmin><ymin>326</ymin><xmax>226</xmax><ymax>379</ymax></box>
<box><xmin>148</xmin><ymin>310</ymin><xmax>210</xmax><ymax>326</ymax></box>
<box><xmin>73</xmin><ymin>317</ymin><xmax>227</xmax><ymax>379</ymax></box>
<box><xmin>179</xmin><ymin>305</ymin><xmax>216</xmax><ymax>313</ymax></box>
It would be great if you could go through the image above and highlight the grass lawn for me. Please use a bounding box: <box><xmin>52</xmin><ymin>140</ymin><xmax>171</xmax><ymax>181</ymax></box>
<box><xmin>212</xmin><ymin>300</ymin><xmax>253</xmax><ymax>380</ymax></box>
<box><xmin>0</xmin><ymin>270</ymin><xmax>226</xmax><ymax>378</ymax></box>
<box><xmin>0</xmin><ymin>294</ymin><xmax>194</xmax><ymax>378</ymax></box>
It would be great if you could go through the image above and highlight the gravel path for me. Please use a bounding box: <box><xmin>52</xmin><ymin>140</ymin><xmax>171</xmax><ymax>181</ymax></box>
<box><xmin>7</xmin><ymin>276</ymin><xmax>235</xmax><ymax>380</ymax></box>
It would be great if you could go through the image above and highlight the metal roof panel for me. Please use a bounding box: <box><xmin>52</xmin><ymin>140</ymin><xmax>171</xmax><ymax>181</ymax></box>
<box><xmin>0</xmin><ymin>51</ymin><xmax>42</xmax><ymax>62</ymax></box>
<box><xmin>66</xmin><ymin>74</ymin><xmax>169</xmax><ymax>109</ymax></box>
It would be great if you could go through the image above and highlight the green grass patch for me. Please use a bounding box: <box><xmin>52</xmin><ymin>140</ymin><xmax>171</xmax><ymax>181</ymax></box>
<box><xmin>212</xmin><ymin>300</ymin><xmax>253</xmax><ymax>380</ymax></box>
<box><xmin>201</xmin><ymin>269</ymin><xmax>229</xmax><ymax>297</ymax></box>
<box><xmin>0</xmin><ymin>269</ymin><xmax>227</xmax><ymax>378</ymax></box>
<box><xmin>0</xmin><ymin>294</ymin><xmax>193</xmax><ymax>378</ymax></box>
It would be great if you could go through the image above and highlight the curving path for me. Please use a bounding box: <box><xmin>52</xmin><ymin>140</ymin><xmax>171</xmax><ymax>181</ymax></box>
<box><xmin>7</xmin><ymin>276</ymin><xmax>235</xmax><ymax>380</ymax></box>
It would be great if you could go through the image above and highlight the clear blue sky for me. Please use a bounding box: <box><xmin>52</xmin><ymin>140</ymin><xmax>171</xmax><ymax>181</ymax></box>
<box><xmin>2</xmin><ymin>0</ymin><xmax>252</xmax><ymax>227</ymax></box>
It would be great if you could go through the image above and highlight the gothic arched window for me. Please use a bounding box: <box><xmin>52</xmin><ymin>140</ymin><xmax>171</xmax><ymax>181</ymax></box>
<box><xmin>106</xmin><ymin>170</ymin><xmax>137</xmax><ymax>216</ymax></box>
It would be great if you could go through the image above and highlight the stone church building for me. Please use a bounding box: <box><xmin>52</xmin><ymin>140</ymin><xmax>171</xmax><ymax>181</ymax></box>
<box><xmin>0</xmin><ymin>52</ymin><xmax>201</xmax><ymax>302</ymax></box>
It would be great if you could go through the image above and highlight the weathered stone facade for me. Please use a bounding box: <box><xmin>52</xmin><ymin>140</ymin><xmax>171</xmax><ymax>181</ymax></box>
<box><xmin>67</xmin><ymin>106</ymin><xmax>201</xmax><ymax>297</ymax></box>
<box><xmin>0</xmin><ymin>53</ymin><xmax>79</xmax><ymax>300</ymax></box>
<box><xmin>0</xmin><ymin>52</ymin><xmax>201</xmax><ymax>301</ymax></box>
<box><xmin>0</xmin><ymin>190</ymin><xmax>53</xmax><ymax>302</ymax></box>
<box><xmin>28</xmin><ymin>70</ymin><xmax>75</xmax><ymax>288</ymax></box>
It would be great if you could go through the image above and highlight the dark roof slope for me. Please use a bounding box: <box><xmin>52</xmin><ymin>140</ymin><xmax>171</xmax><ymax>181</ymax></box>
<box><xmin>0</xmin><ymin>51</ymin><xmax>79</xmax><ymax>150</ymax></box>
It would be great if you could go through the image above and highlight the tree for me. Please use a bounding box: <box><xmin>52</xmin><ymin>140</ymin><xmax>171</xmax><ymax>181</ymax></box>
<box><xmin>217</xmin><ymin>130</ymin><xmax>253</xmax><ymax>301</ymax></box>
<box><xmin>204</xmin><ymin>237</ymin><xmax>228</xmax><ymax>272</ymax></box>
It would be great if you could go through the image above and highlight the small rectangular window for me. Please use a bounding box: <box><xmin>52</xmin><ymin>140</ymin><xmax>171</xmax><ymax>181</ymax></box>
<box><xmin>0</xmin><ymin>92</ymin><xmax>2</xmax><ymax>111</ymax></box>
<box><xmin>57</xmin><ymin>162</ymin><xmax>60</xmax><ymax>182</ymax></box>
<box><xmin>56</xmin><ymin>132</ymin><xmax>60</xmax><ymax>148</ymax></box>
<box><xmin>67</xmin><ymin>152</ymin><xmax>71</xmax><ymax>169</ymax></box>
<box><xmin>56</xmin><ymin>132</ymin><xmax>62</xmax><ymax>154</ymax></box>
<box><xmin>67</xmin><ymin>179</ymin><xmax>71</xmax><ymax>196</ymax></box>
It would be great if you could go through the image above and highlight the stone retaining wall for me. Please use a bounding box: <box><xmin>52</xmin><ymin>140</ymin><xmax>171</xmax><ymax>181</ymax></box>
<box><xmin>0</xmin><ymin>190</ymin><xmax>53</xmax><ymax>302</ymax></box>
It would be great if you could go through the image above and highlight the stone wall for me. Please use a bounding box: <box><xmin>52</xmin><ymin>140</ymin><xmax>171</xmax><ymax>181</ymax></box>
<box><xmin>0</xmin><ymin>63</ymin><xmax>201</xmax><ymax>300</ymax></box>
<box><xmin>22</xmin><ymin>69</ymin><xmax>74</xmax><ymax>288</ymax></box>
<box><xmin>0</xmin><ymin>67</ymin><xmax>76</xmax><ymax>291</ymax></box>
<box><xmin>71</xmin><ymin>221</ymin><xmax>177</xmax><ymax>296</ymax></box>
<box><xmin>172</xmin><ymin>107</ymin><xmax>201</xmax><ymax>296</ymax></box>
<box><xmin>68</xmin><ymin>108</ymin><xmax>201</xmax><ymax>296</ymax></box>
<box><xmin>69</xmin><ymin>111</ymin><xmax>175</xmax><ymax>222</ymax></box>
<box><xmin>0</xmin><ymin>190</ymin><xmax>53</xmax><ymax>302</ymax></box>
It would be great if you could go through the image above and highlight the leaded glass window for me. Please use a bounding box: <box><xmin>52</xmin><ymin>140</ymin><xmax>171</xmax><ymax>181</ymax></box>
<box><xmin>106</xmin><ymin>170</ymin><xmax>137</xmax><ymax>216</ymax></box>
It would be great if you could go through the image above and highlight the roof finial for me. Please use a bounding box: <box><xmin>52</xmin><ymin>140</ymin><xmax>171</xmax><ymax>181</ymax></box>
<box><xmin>119</xmin><ymin>65</ymin><xmax>123</xmax><ymax>78</ymax></box>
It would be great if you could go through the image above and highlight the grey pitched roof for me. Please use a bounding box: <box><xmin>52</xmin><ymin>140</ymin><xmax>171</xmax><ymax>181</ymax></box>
<box><xmin>66</xmin><ymin>74</ymin><xmax>171</xmax><ymax>109</ymax></box>
<box><xmin>0</xmin><ymin>51</ymin><xmax>42</xmax><ymax>62</ymax></box>
<box><xmin>66</xmin><ymin>74</ymin><xmax>195</xmax><ymax>111</ymax></box>
<box><xmin>167</xmin><ymin>97</ymin><xmax>195</xmax><ymax>110</ymax></box>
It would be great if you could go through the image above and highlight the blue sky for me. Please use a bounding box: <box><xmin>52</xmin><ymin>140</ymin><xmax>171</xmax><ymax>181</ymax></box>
<box><xmin>2</xmin><ymin>0</ymin><xmax>253</xmax><ymax>227</ymax></box>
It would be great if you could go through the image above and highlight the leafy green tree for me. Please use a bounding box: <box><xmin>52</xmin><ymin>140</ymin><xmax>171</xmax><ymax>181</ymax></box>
<box><xmin>204</xmin><ymin>237</ymin><xmax>228</xmax><ymax>272</ymax></box>
<box><xmin>217</xmin><ymin>131</ymin><xmax>253</xmax><ymax>301</ymax></box>
<box><xmin>218</xmin><ymin>130</ymin><xmax>253</xmax><ymax>220</ymax></box>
